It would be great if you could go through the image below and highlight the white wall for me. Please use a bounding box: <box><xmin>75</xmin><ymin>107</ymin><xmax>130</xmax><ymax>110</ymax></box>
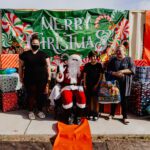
<box><xmin>129</xmin><ymin>11</ymin><xmax>145</xmax><ymax>59</ymax></box>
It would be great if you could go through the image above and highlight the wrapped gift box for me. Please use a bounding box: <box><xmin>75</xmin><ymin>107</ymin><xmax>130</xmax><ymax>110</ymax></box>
<box><xmin>134</xmin><ymin>59</ymin><xmax>148</xmax><ymax>66</ymax></box>
<box><xmin>0</xmin><ymin>75</ymin><xmax>18</xmax><ymax>92</ymax></box>
<box><xmin>0</xmin><ymin>54</ymin><xmax>19</xmax><ymax>69</ymax></box>
<box><xmin>134</xmin><ymin>66</ymin><xmax>150</xmax><ymax>82</ymax></box>
<box><xmin>129</xmin><ymin>81</ymin><xmax>150</xmax><ymax>116</ymax></box>
<box><xmin>1</xmin><ymin>92</ymin><xmax>18</xmax><ymax>112</ymax></box>
<box><xmin>100</xmin><ymin>104</ymin><xmax>121</xmax><ymax>115</ymax></box>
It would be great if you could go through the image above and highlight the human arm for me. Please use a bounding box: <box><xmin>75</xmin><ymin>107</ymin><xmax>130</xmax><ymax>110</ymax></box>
<box><xmin>56</xmin><ymin>64</ymin><xmax>65</xmax><ymax>82</ymax></box>
<box><xmin>118</xmin><ymin>69</ymin><xmax>132</xmax><ymax>74</ymax></box>
<box><xmin>46</xmin><ymin>57</ymin><xmax>51</xmax><ymax>81</ymax></box>
<box><xmin>18</xmin><ymin>59</ymin><xmax>24</xmax><ymax>84</ymax></box>
<box><xmin>94</xmin><ymin>73</ymin><xmax>103</xmax><ymax>90</ymax></box>
<box><xmin>118</xmin><ymin>57</ymin><xmax>135</xmax><ymax>75</ymax></box>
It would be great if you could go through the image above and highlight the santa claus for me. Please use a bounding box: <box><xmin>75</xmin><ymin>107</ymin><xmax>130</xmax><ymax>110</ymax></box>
<box><xmin>56</xmin><ymin>54</ymin><xmax>86</xmax><ymax>124</ymax></box>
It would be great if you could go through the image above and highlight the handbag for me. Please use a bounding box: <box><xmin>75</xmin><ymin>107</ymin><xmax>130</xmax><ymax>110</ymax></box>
<box><xmin>97</xmin><ymin>80</ymin><xmax>121</xmax><ymax>104</ymax></box>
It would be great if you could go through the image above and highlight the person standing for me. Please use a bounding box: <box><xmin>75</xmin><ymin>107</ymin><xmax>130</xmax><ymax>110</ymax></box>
<box><xmin>106</xmin><ymin>45</ymin><xmax>135</xmax><ymax>124</ymax></box>
<box><xmin>83</xmin><ymin>51</ymin><xmax>104</xmax><ymax>121</ymax></box>
<box><xmin>19</xmin><ymin>33</ymin><xmax>51</xmax><ymax>120</ymax></box>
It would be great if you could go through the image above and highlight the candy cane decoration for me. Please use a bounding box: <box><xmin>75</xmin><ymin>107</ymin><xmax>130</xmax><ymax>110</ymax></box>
<box><xmin>2</xmin><ymin>13</ymin><xmax>23</xmax><ymax>37</ymax></box>
<box><xmin>2</xmin><ymin>33</ymin><xmax>12</xmax><ymax>47</ymax></box>
<box><xmin>95</xmin><ymin>14</ymin><xmax>111</xmax><ymax>29</ymax></box>
<box><xmin>115</xmin><ymin>18</ymin><xmax>129</xmax><ymax>40</ymax></box>
<box><xmin>22</xmin><ymin>23</ymin><xmax>33</xmax><ymax>41</ymax></box>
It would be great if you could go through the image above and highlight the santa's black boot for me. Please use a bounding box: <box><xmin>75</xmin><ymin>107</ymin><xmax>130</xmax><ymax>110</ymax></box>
<box><xmin>76</xmin><ymin>107</ymin><xmax>85</xmax><ymax>125</ymax></box>
<box><xmin>64</xmin><ymin>108</ymin><xmax>74</xmax><ymax>125</ymax></box>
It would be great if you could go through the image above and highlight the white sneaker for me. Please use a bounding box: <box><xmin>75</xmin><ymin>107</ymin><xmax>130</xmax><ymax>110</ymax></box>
<box><xmin>28</xmin><ymin>112</ymin><xmax>35</xmax><ymax>120</ymax></box>
<box><xmin>37</xmin><ymin>112</ymin><xmax>46</xmax><ymax>119</ymax></box>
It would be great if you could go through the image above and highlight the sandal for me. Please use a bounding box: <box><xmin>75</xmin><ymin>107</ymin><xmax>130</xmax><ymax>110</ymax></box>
<box><xmin>28</xmin><ymin>112</ymin><xmax>35</xmax><ymax>120</ymax></box>
<box><xmin>37</xmin><ymin>112</ymin><xmax>46</xmax><ymax>119</ymax></box>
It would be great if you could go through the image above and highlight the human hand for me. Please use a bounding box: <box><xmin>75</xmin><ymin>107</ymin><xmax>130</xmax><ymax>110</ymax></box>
<box><xmin>84</xmin><ymin>85</ymin><xmax>87</xmax><ymax>90</ymax></box>
<box><xmin>116</xmin><ymin>72</ymin><xmax>124</xmax><ymax>78</ymax></box>
<box><xmin>112</xmin><ymin>72</ymin><xmax>124</xmax><ymax>78</ymax></box>
<box><xmin>59</xmin><ymin>64</ymin><xmax>66</xmax><ymax>74</ymax></box>
<box><xmin>20</xmin><ymin>78</ymin><xmax>24</xmax><ymax>86</ymax></box>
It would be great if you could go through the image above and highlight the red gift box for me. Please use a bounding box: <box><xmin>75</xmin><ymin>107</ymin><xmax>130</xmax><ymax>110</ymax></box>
<box><xmin>100</xmin><ymin>104</ymin><xmax>121</xmax><ymax>115</ymax></box>
<box><xmin>1</xmin><ymin>92</ymin><xmax>18</xmax><ymax>112</ymax></box>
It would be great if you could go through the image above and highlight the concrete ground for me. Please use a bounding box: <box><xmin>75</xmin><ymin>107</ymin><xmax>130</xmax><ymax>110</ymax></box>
<box><xmin>0</xmin><ymin>110</ymin><xmax>150</xmax><ymax>149</ymax></box>
<box><xmin>0</xmin><ymin>110</ymin><xmax>149</xmax><ymax>136</ymax></box>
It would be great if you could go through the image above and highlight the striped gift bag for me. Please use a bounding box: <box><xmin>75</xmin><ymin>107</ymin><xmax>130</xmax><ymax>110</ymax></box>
<box><xmin>0</xmin><ymin>54</ymin><xmax>19</xmax><ymax>69</ymax></box>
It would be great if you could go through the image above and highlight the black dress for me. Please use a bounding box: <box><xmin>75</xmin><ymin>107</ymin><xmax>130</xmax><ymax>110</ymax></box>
<box><xmin>19</xmin><ymin>50</ymin><xmax>49</xmax><ymax>111</ymax></box>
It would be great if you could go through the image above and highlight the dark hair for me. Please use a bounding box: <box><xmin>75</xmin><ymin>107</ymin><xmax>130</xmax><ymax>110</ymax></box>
<box><xmin>123</xmin><ymin>41</ymin><xmax>129</xmax><ymax>47</ymax></box>
<box><xmin>30</xmin><ymin>33</ymin><xmax>39</xmax><ymax>44</ymax></box>
<box><xmin>88</xmin><ymin>51</ymin><xmax>97</xmax><ymax>58</ymax></box>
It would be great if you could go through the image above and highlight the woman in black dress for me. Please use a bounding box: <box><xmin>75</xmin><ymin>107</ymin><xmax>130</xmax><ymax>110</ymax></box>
<box><xmin>107</xmin><ymin>45</ymin><xmax>135</xmax><ymax>124</ymax></box>
<box><xmin>19</xmin><ymin>34</ymin><xmax>51</xmax><ymax>120</ymax></box>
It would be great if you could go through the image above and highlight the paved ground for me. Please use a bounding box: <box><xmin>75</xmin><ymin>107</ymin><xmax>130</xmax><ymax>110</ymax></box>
<box><xmin>0</xmin><ymin>110</ymin><xmax>149</xmax><ymax>136</ymax></box>
<box><xmin>0</xmin><ymin>110</ymin><xmax>149</xmax><ymax>149</ymax></box>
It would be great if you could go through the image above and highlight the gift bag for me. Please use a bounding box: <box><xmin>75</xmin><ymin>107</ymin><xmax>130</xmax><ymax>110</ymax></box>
<box><xmin>97</xmin><ymin>80</ymin><xmax>121</xmax><ymax>104</ymax></box>
<box><xmin>53</xmin><ymin>119</ymin><xmax>92</xmax><ymax>150</ymax></box>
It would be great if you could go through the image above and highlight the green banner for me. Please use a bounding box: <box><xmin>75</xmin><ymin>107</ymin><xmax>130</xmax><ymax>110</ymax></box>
<box><xmin>1</xmin><ymin>9</ymin><xmax>129</xmax><ymax>61</ymax></box>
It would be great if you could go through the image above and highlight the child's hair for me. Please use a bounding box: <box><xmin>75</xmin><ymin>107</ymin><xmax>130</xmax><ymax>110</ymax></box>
<box><xmin>88</xmin><ymin>51</ymin><xmax>97</xmax><ymax>58</ymax></box>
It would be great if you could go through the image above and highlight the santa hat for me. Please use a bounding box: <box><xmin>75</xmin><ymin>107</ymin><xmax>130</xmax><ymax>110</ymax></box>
<box><xmin>68</xmin><ymin>54</ymin><xmax>82</xmax><ymax>65</ymax></box>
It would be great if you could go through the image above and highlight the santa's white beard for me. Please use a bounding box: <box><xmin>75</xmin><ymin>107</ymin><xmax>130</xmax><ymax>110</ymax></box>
<box><xmin>68</xmin><ymin>62</ymin><xmax>81</xmax><ymax>84</ymax></box>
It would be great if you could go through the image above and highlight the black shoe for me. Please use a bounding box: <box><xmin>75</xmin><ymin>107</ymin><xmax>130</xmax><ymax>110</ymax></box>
<box><xmin>93</xmin><ymin>112</ymin><xmax>99</xmax><ymax>121</ymax></box>
<box><xmin>87</xmin><ymin>111</ymin><xmax>94</xmax><ymax>120</ymax></box>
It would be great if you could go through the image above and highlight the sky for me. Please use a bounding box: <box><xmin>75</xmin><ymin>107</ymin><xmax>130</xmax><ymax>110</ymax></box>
<box><xmin>0</xmin><ymin>0</ymin><xmax>150</xmax><ymax>10</ymax></box>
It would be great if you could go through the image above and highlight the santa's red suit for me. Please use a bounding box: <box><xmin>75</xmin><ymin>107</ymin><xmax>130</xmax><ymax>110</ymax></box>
<box><xmin>61</xmin><ymin>68</ymin><xmax>86</xmax><ymax>109</ymax></box>
<box><xmin>57</xmin><ymin>54</ymin><xmax>86</xmax><ymax>110</ymax></box>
